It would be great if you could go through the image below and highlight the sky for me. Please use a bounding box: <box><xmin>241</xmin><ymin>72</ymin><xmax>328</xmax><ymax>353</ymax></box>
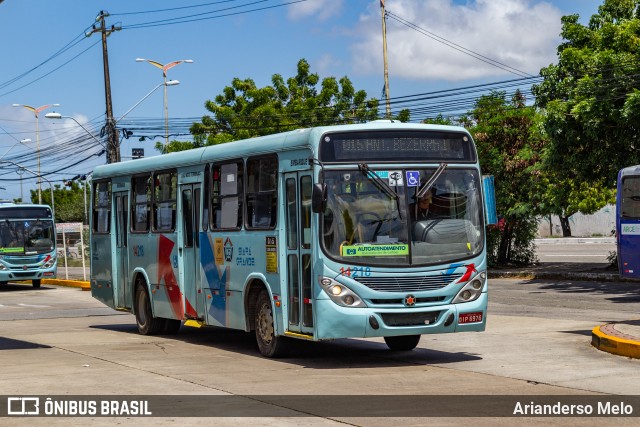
<box><xmin>0</xmin><ymin>0</ymin><xmax>603</xmax><ymax>203</ymax></box>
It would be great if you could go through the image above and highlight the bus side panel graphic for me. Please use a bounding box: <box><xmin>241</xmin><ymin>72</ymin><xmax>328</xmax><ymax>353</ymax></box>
<box><xmin>201</xmin><ymin>234</ymin><xmax>229</xmax><ymax>326</ymax></box>
<box><xmin>158</xmin><ymin>235</ymin><xmax>183</xmax><ymax>319</ymax></box>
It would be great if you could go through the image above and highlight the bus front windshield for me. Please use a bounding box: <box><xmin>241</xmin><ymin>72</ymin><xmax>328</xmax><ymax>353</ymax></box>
<box><xmin>321</xmin><ymin>167</ymin><xmax>484</xmax><ymax>266</ymax></box>
<box><xmin>0</xmin><ymin>219</ymin><xmax>55</xmax><ymax>255</ymax></box>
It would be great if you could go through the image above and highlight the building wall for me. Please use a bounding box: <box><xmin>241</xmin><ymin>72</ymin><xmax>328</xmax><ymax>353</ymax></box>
<box><xmin>537</xmin><ymin>205</ymin><xmax>616</xmax><ymax>237</ymax></box>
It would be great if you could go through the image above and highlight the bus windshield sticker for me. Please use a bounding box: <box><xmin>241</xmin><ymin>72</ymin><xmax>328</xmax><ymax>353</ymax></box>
<box><xmin>0</xmin><ymin>247</ymin><xmax>24</xmax><ymax>254</ymax></box>
<box><xmin>341</xmin><ymin>244</ymin><xmax>409</xmax><ymax>257</ymax></box>
<box><xmin>389</xmin><ymin>171</ymin><xmax>403</xmax><ymax>186</ymax></box>
<box><xmin>406</xmin><ymin>171</ymin><xmax>420</xmax><ymax>187</ymax></box>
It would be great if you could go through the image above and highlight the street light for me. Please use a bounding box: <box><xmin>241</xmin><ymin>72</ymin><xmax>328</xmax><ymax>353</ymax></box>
<box><xmin>44</xmin><ymin>113</ymin><xmax>105</xmax><ymax>149</ymax></box>
<box><xmin>45</xmin><ymin>113</ymin><xmax>102</xmax><ymax>224</ymax></box>
<box><xmin>116</xmin><ymin>80</ymin><xmax>180</xmax><ymax>124</ymax></box>
<box><xmin>0</xmin><ymin>160</ymin><xmax>55</xmax><ymax>216</ymax></box>
<box><xmin>12</xmin><ymin>103</ymin><xmax>60</xmax><ymax>203</ymax></box>
<box><xmin>0</xmin><ymin>138</ymin><xmax>31</xmax><ymax>161</ymax></box>
<box><xmin>135</xmin><ymin>58</ymin><xmax>192</xmax><ymax>149</ymax></box>
<box><xmin>1</xmin><ymin>138</ymin><xmax>31</xmax><ymax>202</ymax></box>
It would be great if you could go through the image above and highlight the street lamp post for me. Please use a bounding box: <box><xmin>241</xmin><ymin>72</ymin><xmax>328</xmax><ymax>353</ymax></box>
<box><xmin>116</xmin><ymin>80</ymin><xmax>180</xmax><ymax>124</ymax></box>
<box><xmin>0</xmin><ymin>160</ymin><xmax>55</xmax><ymax>216</ymax></box>
<box><xmin>135</xmin><ymin>58</ymin><xmax>192</xmax><ymax>150</ymax></box>
<box><xmin>12</xmin><ymin>103</ymin><xmax>60</xmax><ymax>203</ymax></box>
<box><xmin>0</xmin><ymin>138</ymin><xmax>31</xmax><ymax>161</ymax></box>
<box><xmin>0</xmin><ymin>138</ymin><xmax>31</xmax><ymax>203</ymax></box>
<box><xmin>44</xmin><ymin>113</ymin><xmax>105</xmax><ymax>149</ymax></box>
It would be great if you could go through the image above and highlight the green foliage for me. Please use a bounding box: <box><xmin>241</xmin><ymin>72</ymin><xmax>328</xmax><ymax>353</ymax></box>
<box><xmin>533</xmin><ymin>0</ymin><xmax>640</xmax><ymax>184</ymax></box>
<box><xmin>470</xmin><ymin>90</ymin><xmax>542</xmax><ymax>265</ymax></box>
<box><xmin>190</xmin><ymin>58</ymin><xmax>380</xmax><ymax>145</ymax></box>
<box><xmin>486</xmin><ymin>217</ymin><xmax>538</xmax><ymax>267</ymax></box>
<box><xmin>32</xmin><ymin>181</ymin><xmax>87</xmax><ymax>223</ymax></box>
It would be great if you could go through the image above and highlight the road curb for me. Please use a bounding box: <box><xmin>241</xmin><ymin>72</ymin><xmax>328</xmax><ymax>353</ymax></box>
<box><xmin>488</xmin><ymin>270</ymin><xmax>638</xmax><ymax>282</ymax></box>
<box><xmin>43</xmin><ymin>279</ymin><xmax>90</xmax><ymax>291</ymax></box>
<box><xmin>591</xmin><ymin>325</ymin><xmax>640</xmax><ymax>359</ymax></box>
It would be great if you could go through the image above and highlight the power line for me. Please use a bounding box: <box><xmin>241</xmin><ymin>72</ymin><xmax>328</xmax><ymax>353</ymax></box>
<box><xmin>385</xmin><ymin>10</ymin><xmax>534</xmax><ymax>78</ymax></box>
<box><xmin>121</xmin><ymin>0</ymin><xmax>308</xmax><ymax>30</ymax></box>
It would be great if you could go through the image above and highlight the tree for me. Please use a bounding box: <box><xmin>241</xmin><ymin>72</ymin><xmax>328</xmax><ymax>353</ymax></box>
<box><xmin>533</xmin><ymin>0</ymin><xmax>640</xmax><ymax>185</ymax></box>
<box><xmin>468</xmin><ymin>90</ymin><xmax>544</xmax><ymax>265</ymax></box>
<box><xmin>33</xmin><ymin>181</ymin><xmax>86</xmax><ymax>223</ymax></box>
<box><xmin>190</xmin><ymin>59</ymin><xmax>380</xmax><ymax>145</ymax></box>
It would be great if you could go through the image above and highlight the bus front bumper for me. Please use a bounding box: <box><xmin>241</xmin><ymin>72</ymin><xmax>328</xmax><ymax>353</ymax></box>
<box><xmin>0</xmin><ymin>266</ymin><xmax>57</xmax><ymax>283</ymax></box>
<box><xmin>314</xmin><ymin>292</ymin><xmax>487</xmax><ymax>339</ymax></box>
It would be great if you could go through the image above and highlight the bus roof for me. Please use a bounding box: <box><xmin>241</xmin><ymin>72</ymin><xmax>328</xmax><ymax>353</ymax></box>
<box><xmin>0</xmin><ymin>201</ymin><xmax>52</xmax><ymax>209</ymax></box>
<box><xmin>91</xmin><ymin>121</ymin><xmax>472</xmax><ymax>180</ymax></box>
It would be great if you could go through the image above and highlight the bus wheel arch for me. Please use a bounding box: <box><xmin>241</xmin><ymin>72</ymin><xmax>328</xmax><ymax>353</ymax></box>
<box><xmin>133</xmin><ymin>274</ymin><xmax>163</xmax><ymax>335</ymax></box>
<box><xmin>244</xmin><ymin>279</ymin><xmax>289</xmax><ymax>358</ymax></box>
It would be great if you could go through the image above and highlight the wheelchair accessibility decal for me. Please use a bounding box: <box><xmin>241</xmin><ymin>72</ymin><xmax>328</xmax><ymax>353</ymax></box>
<box><xmin>406</xmin><ymin>171</ymin><xmax>420</xmax><ymax>187</ymax></box>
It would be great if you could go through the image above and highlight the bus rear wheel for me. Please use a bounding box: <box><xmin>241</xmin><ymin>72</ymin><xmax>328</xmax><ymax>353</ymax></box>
<box><xmin>135</xmin><ymin>284</ymin><xmax>163</xmax><ymax>335</ymax></box>
<box><xmin>384</xmin><ymin>335</ymin><xmax>421</xmax><ymax>351</ymax></box>
<box><xmin>32</xmin><ymin>279</ymin><xmax>41</xmax><ymax>289</ymax></box>
<box><xmin>255</xmin><ymin>290</ymin><xmax>289</xmax><ymax>358</ymax></box>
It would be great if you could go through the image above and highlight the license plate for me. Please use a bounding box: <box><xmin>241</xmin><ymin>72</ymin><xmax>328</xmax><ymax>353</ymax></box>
<box><xmin>459</xmin><ymin>312</ymin><xmax>483</xmax><ymax>324</ymax></box>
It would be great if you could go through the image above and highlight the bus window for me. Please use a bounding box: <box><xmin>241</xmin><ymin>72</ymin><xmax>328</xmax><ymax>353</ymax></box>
<box><xmin>621</xmin><ymin>176</ymin><xmax>640</xmax><ymax>218</ymax></box>
<box><xmin>92</xmin><ymin>181</ymin><xmax>111</xmax><ymax>234</ymax></box>
<box><xmin>246</xmin><ymin>155</ymin><xmax>277</xmax><ymax>229</ymax></box>
<box><xmin>212</xmin><ymin>161</ymin><xmax>243</xmax><ymax>229</ymax></box>
<box><xmin>153</xmin><ymin>171</ymin><xmax>177</xmax><ymax>232</ymax></box>
<box><xmin>132</xmin><ymin>174</ymin><xmax>151</xmax><ymax>232</ymax></box>
<box><xmin>203</xmin><ymin>165</ymin><xmax>210</xmax><ymax>231</ymax></box>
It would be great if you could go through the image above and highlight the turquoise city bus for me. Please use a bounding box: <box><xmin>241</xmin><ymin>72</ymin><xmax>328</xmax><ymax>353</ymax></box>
<box><xmin>90</xmin><ymin>121</ymin><xmax>489</xmax><ymax>357</ymax></box>
<box><xmin>0</xmin><ymin>202</ymin><xmax>57</xmax><ymax>288</ymax></box>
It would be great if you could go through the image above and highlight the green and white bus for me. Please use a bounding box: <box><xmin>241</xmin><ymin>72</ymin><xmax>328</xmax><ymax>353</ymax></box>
<box><xmin>0</xmin><ymin>202</ymin><xmax>57</xmax><ymax>288</ymax></box>
<box><xmin>90</xmin><ymin>121</ymin><xmax>489</xmax><ymax>357</ymax></box>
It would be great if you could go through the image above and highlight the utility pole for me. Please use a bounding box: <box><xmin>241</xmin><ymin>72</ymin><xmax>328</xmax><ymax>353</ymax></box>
<box><xmin>86</xmin><ymin>11</ymin><xmax>121</xmax><ymax>163</ymax></box>
<box><xmin>381</xmin><ymin>0</ymin><xmax>391</xmax><ymax>119</ymax></box>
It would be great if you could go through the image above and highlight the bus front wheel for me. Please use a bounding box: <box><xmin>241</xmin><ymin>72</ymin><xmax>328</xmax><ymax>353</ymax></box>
<box><xmin>32</xmin><ymin>279</ymin><xmax>41</xmax><ymax>289</ymax></box>
<box><xmin>135</xmin><ymin>284</ymin><xmax>163</xmax><ymax>335</ymax></box>
<box><xmin>255</xmin><ymin>290</ymin><xmax>289</xmax><ymax>358</ymax></box>
<box><xmin>384</xmin><ymin>335</ymin><xmax>421</xmax><ymax>351</ymax></box>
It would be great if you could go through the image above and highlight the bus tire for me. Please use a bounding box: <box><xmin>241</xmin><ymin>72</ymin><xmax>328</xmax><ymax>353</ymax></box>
<box><xmin>255</xmin><ymin>290</ymin><xmax>289</xmax><ymax>358</ymax></box>
<box><xmin>162</xmin><ymin>318</ymin><xmax>181</xmax><ymax>335</ymax></box>
<box><xmin>384</xmin><ymin>335</ymin><xmax>420</xmax><ymax>351</ymax></box>
<box><xmin>32</xmin><ymin>279</ymin><xmax>41</xmax><ymax>289</ymax></box>
<box><xmin>135</xmin><ymin>284</ymin><xmax>163</xmax><ymax>335</ymax></box>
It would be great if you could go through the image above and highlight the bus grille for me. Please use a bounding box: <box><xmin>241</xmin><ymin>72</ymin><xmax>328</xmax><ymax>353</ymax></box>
<box><xmin>380</xmin><ymin>311</ymin><xmax>441</xmax><ymax>327</ymax></box>
<box><xmin>354</xmin><ymin>274</ymin><xmax>462</xmax><ymax>292</ymax></box>
<box><xmin>3</xmin><ymin>256</ymin><xmax>40</xmax><ymax>266</ymax></box>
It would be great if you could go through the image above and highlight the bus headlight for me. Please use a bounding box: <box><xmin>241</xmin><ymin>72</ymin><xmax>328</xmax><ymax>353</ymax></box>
<box><xmin>43</xmin><ymin>255</ymin><xmax>56</xmax><ymax>269</ymax></box>
<box><xmin>319</xmin><ymin>277</ymin><xmax>367</xmax><ymax>308</ymax></box>
<box><xmin>452</xmin><ymin>271</ymin><xmax>486</xmax><ymax>304</ymax></box>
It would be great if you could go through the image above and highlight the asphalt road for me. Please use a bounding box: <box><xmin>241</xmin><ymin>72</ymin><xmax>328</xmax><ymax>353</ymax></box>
<box><xmin>1</xmin><ymin>275</ymin><xmax>639</xmax><ymax>426</ymax></box>
<box><xmin>535</xmin><ymin>238</ymin><xmax>616</xmax><ymax>264</ymax></box>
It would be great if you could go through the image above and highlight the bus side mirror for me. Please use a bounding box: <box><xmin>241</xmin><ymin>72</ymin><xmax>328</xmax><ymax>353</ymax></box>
<box><xmin>311</xmin><ymin>183</ymin><xmax>327</xmax><ymax>213</ymax></box>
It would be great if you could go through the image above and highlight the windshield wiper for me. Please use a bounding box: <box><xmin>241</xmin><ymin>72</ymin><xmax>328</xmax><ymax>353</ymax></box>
<box><xmin>358</xmin><ymin>163</ymin><xmax>402</xmax><ymax>220</ymax></box>
<box><xmin>358</xmin><ymin>163</ymin><xmax>398</xmax><ymax>201</ymax></box>
<box><xmin>417</xmin><ymin>163</ymin><xmax>448</xmax><ymax>198</ymax></box>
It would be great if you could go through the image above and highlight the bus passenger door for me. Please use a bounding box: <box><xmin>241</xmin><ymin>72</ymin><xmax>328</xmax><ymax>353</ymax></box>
<box><xmin>114</xmin><ymin>192</ymin><xmax>130</xmax><ymax>309</ymax></box>
<box><xmin>284</xmin><ymin>172</ymin><xmax>314</xmax><ymax>335</ymax></box>
<box><xmin>180</xmin><ymin>184</ymin><xmax>203</xmax><ymax>319</ymax></box>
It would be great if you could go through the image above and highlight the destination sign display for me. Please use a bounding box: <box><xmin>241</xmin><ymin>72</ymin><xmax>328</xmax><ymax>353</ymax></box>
<box><xmin>319</xmin><ymin>130</ymin><xmax>475</xmax><ymax>163</ymax></box>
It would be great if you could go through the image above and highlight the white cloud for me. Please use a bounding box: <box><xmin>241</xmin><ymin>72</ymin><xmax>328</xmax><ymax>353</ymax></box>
<box><xmin>288</xmin><ymin>0</ymin><xmax>344</xmax><ymax>21</ymax></box>
<box><xmin>313</xmin><ymin>53</ymin><xmax>343</xmax><ymax>75</ymax></box>
<box><xmin>351</xmin><ymin>0</ymin><xmax>563</xmax><ymax>81</ymax></box>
